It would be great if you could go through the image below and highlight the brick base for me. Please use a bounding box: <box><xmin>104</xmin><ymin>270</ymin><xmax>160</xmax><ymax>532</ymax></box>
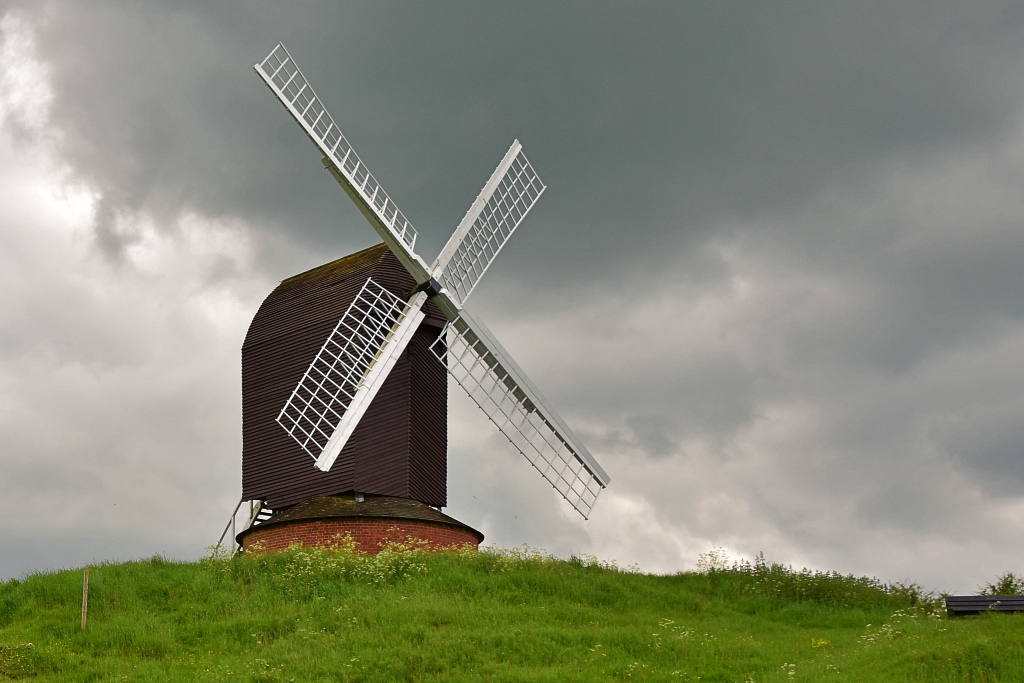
<box><xmin>241</xmin><ymin>518</ymin><xmax>480</xmax><ymax>554</ymax></box>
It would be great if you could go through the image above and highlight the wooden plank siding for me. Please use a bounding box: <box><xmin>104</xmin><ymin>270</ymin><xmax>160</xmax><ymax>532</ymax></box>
<box><xmin>241</xmin><ymin>244</ymin><xmax>447</xmax><ymax>509</ymax></box>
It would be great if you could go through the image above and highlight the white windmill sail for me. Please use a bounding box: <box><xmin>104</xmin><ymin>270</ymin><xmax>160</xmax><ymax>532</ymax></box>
<box><xmin>255</xmin><ymin>43</ymin><xmax>431</xmax><ymax>284</ymax></box>
<box><xmin>257</xmin><ymin>42</ymin><xmax>610</xmax><ymax>516</ymax></box>
<box><xmin>430</xmin><ymin>308</ymin><xmax>609</xmax><ymax>518</ymax></box>
<box><xmin>431</xmin><ymin>140</ymin><xmax>546</xmax><ymax>307</ymax></box>
<box><xmin>258</xmin><ymin>43</ymin><xmax>434</xmax><ymax>471</ymax></box>
<box><xmin>277</xmin><ymin>279</ymin><xmax>426</xmax><ymax>471</ymax></box>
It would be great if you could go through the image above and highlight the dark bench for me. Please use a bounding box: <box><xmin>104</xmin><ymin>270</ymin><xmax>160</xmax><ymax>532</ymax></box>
<box><xmin>945</xmin><ymin>595</ymin><xmax>1024</xmax><ymax>616</ymax></box>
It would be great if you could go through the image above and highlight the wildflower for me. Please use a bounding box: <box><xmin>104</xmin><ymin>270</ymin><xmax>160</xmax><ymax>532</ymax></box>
<box><xmin>696</xmin><ymin>547</ymin><xmax>731</xmax><ymax>573</ymax></box>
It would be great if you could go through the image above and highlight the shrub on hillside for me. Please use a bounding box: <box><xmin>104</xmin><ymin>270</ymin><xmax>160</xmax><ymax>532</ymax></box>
<box><xmin>280</xmin><ymin>534</ymin><xmax>431</xmax><ymax>588</ymax></box>
<box><xmin>696</xmin><ymin>549</ymin><xmax>940</xmax><ymax>611</ymax></box>
<box><xmin>205</xmin><ymin>532</ymin><xmax>432</xmax><ymax>593</ymax></box>
<box><xmin>980</xmin><ymin>572</ymin><xmax>1024</xmax><ymax>596</ymax></box>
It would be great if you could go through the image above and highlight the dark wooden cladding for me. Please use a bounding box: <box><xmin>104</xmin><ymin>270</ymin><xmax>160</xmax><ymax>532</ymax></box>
<box><xmin>242</xmin><ymin>243</ymin><xmax>447</xmax><ymax>509</ymax></box>
<box><xmin>408</xmin><ymin>328</ymin><xmax>448</xmax><ymax>503</ymax></box>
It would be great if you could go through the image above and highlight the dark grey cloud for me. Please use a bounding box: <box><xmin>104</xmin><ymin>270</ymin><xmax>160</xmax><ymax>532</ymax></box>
<box><xmin>2</xmin><ymin>1</ymin><xmax>1024</xmax><ymax>591</ymax></box>
<box><xmin>21</xmin><ymin>1</ymin><xmax>1024</xmax><ymax>273</ymax></box>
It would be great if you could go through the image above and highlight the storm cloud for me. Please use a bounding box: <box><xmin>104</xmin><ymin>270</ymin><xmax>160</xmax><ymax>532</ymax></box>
<box><xmin>2</xmin><ymin>1</ymin><xmax>1024</xmax><ymax>592</ymax></box>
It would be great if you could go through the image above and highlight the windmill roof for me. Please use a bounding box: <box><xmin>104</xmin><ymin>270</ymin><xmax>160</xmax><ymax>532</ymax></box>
<box><xmin>277</xmin><ymin>242</ymin><xmax>389</xmax><ymax>291</ymax></box>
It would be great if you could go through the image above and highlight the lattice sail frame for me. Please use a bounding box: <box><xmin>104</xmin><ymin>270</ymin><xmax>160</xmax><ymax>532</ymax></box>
<box><xmin>430</xmin><ymin>317</ymin><xmax>604</xmax><ymax>518</ymax></box>
<box><xmin>433</xmin><ymin>142</ymin><xmax>546</xmax><ymax>307</ymax></box>
<box><xmin>257</xmin><ymin>42</ymin><xmax>610</xmax><ymax>517</ymax></box>
<box><xmin>277</xmin><ymin>278</ymin><xmax>416</xmax><ymax>463</ymax></box>
<box><xmin>257</xmin><ymin>44</ymin><xmax>419</xmax><ymax>253</ymax></box>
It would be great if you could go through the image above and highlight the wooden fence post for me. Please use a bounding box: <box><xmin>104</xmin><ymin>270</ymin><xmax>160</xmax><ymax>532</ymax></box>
<box><xmin>81</xmin><ymin>568</ymin><xmax>89</xmax><ymax>629</ymax></box>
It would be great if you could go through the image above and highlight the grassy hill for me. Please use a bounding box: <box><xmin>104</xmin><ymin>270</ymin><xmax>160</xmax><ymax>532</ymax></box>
<box><xmin>1</xmin><ymin>542</ymin><xmax>1021</xmax><ymax>682</ymax></box>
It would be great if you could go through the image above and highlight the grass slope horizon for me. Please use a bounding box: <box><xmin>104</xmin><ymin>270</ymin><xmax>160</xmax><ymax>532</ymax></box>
<box><xmin>1</xmin><ymin>544</ymin><xmax>1022</xmax><ymax>682</ymax></box>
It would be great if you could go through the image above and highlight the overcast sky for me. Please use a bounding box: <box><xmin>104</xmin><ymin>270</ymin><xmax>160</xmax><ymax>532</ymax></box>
<box><xmin>2</xmin><ymin>1</ymin><xmax>1024</xmax><ymax>592</ymax></box>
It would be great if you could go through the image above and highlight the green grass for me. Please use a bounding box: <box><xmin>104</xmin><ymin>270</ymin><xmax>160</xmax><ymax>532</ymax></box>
<box><xmin>0</xmin><ymin>544</ymin><xmax>1022</xmax><ymax>681</ymax></box>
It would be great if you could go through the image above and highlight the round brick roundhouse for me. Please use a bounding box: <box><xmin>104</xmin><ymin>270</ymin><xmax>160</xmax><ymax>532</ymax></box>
<box><xmin>237</xmin><ymin>494</ymin><xmax>483</xmax><ymax>554</ymax></box>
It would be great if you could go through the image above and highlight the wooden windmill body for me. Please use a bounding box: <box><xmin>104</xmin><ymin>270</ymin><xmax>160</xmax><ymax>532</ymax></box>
<box><xmin>242</xmin><ymin>245</ymin><xmax>447</xmax><ymax>509</ymax></box>
<box><xmin>237</xmin><ymin>246</ymin><xmax>482</xmax><ymax>552</ymax></box>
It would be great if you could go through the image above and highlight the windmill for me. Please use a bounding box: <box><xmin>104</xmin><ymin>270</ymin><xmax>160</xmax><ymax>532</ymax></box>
<box><xmin>218</xmin><ymin>43</ymin><xmax>610</xmax><ymax>553</ymax></box>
